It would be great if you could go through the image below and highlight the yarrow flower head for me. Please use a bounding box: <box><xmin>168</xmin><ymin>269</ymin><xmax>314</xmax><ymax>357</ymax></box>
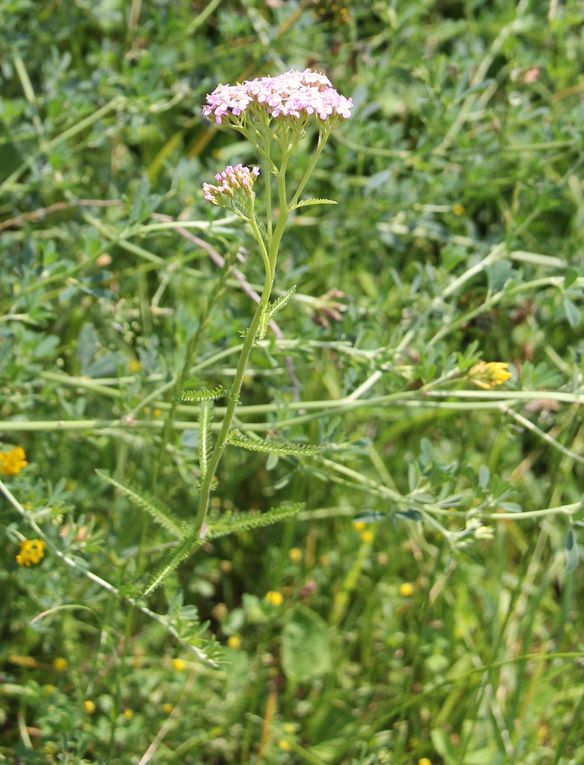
<box><xmin>202</xmin><ymin>68</ymin><xmax>352</xmax><ymax>127</ymax></box>
<box><xmin>0</xmin><ymin>446</ymin><xmax>28</xmax><ymax>476</ymax></box>
<box><xmin>202</xmin><ymin>163</ymin><xmax>260</xmax><ymax>212</ymax></box>
<box><xmin>469</xmin><ymin>361</ymin><xmax>512</xmax><ymax>389</ymax></box>
<box><xmin>16</xmin><ymin>538</ymin><xmax>45</xmax><ymax>567</ymax></box>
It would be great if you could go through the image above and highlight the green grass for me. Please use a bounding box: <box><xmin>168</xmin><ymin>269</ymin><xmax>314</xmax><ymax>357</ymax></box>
<box><xmin>1</xmin><ymin>1</ymin><xmax>583</xmax><ymax>763</ymax></box>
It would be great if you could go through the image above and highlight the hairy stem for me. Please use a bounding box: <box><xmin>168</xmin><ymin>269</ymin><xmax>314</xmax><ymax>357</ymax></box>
<box><xmin>193</xmin><ymin>152</ymin><xmax>290</xmax><ymax>534</ymax></box>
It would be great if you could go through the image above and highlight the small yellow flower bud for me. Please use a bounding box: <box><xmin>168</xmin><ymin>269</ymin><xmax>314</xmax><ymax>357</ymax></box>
<box><xmin>352</xmin><ymin>520</ymin><xmax>366</xmax><ymax>532</ymax></box>
<box><xmin>399</xmin><ymin>582</ymin><xmax>415</xmax><ymax>597</ymax></box>
<box><xmin>172</xmin><ymin>658</ymin><xmax>186</xmax><ymax>672</ymax></box>
<box><xmin>452</xmin><ymin>203</ymin><xmax>465</xmax><ymax>216</ymax></box>
<box><xmin>360</xmin><ymin>530</ymin><xmax>374</xmax><ymax>544</ymax></box>
<box><xmin>83</xmin><ymin>700</ymin><xmax>96</xmax><ymax>715</ymax></box>
<box><xmin>162</xmin><ymin>702</ymin><xmax>174</xmax><ymax>714</ymax></box>
<box><xmin>278</xmin><ymin>739</ymin><xmax>292</xmax><ymax>751</ymax></box>
<box><xmin>288</xmin><ymin>547</ymin><xmax>302</xmax><ymax>563</ymax></box>
<box><xmin>265</xmin><ymin>591</ymin><xmax>283</xmax><ymax>606</ymax></box>
<box><xmin>227</xmin><ymin>635</ymin><xmax>242</xmax><ymax>650</ymax></box>
<box><xmin>123</xmin><ymin>708</ymin><xmax>134</xmax><ymax>720</ymax></box>
<box><xmin>419</xmin><ymin>758</ymin><xmax>432</xmax><ymax>765</ymax></box>
<box><xmin>53</xmin><ymin>657</ymin><xmax>68</xmax><ymax>672</ymax></box>
<box><xmin>469</xmin><ymin>361</ymin><xmax>512</xmax><ymax>389</ymax></box>
<box><xmin>129</xmin><ymin>359</ymin><xmax>141</xmax><ymax>373</ymax></box>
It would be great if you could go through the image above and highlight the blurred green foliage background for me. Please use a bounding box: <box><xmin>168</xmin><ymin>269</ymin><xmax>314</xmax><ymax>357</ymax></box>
<box><xmin>1</xmin><ymin>1</ymin><xmax>583</xmax><ymax>763</ymax></box>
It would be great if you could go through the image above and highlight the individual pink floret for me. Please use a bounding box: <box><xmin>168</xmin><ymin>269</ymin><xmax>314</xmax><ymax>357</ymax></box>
<box><xmin>202</xmin><ymin>68</ymin><xmax>353</xmax><ymax>126</ymax></box>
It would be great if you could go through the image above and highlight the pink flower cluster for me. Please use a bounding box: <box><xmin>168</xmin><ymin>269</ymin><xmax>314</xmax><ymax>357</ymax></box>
<box><xmin>202</xmin><ymin>163</ymin><xmax>260</xmax><ymax>206</ymax></box>
<box><xmin>202</xmin><ymin>69</ymin><xmax>353</xmax><ymax>125</ymax></box>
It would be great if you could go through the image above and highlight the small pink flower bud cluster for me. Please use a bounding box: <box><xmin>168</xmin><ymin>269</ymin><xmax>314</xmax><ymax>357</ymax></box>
<box><xmin>202</xmin><ymin>68</ymin><xmax>353</xmax><ymax>125</ymax></box>
<box><xmin>202</xmin><ymin>163</ymin><xmax>260</xmax><ymax>206</ymax></box>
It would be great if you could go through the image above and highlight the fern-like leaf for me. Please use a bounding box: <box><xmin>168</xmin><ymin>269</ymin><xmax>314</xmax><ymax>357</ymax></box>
<box><xmin>269</xmin><ymin>286</ymin><xmax>296</xmax><ymax>318</ymax></box>
<box><xmin>207</xmin><ymin>502</ymin><xmax>304</xmax><ymax>540</ymax></box>
<box><xmin>96</xmin><ymin>470</ymin><xmax>184</xmax><ymax>538</ymax></box>
<box><xmin>257</xmin><ymin>308</ymin><xmax>271</xmax><ymax>342</ymax></box>
<box><xmin>139</xmin><ymin>532</ymin><xmax>203</xmax><ymax>599</ymax></box>
<box><xmin>199</xmin><ymin>401</ymin><xmax>212</xmax><ymax>480</ymax></box>
<box><xmin>173</xmin><ymin>385</ymin><xmax>225</xmax><ymax>403</ymax></box>
<box><xmin>226</xmin><ymin>430</ymin><xmax>323</xmax><ymax>457</ymax></box>
<box><xmin>257</xmin><ymin>287</ymin><xmax>297</xmax><ymax>341</ymax></box>
<box><xmin>291</xmin><ymin>198</ymin><xmax>337</xmax><ymax>210</ymax></box>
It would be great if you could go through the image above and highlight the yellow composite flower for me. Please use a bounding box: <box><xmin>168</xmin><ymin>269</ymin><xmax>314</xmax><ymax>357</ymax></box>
<box><xmin>468</xmin><ymin>361</ymin><xmax>512</xmax><ymax>389</ymax></box>
<box><xmin>288</xmin><ymin>547</ymin><xmax>302</xmax><ymax>563</ymax></box>
<box><xmin>53</xmin><ymin>657</ymin><xmax>68</xmax><ymax>672</ymax></box>
<box><xmin>227</xmin><ymin>635</ymin><xmax>242</xmax><ymax>650</ymax></box>
<box><xmin>16</xmin><ymin>539</ymin><xmax>45</xmax><ymax>567</ymax></box>
<box><xmin>399</xmin><ymin>582</ymin><xmax>415</xmax><ymax>597</ymax></box>
<box><xmin>0</xmin><ymin>446</ymin><xmax>28</xmax><ymax>476</ymax></box>
<box><xmin>265</xmin><ymin>590</ymin><xmax>284</xmax><ymax>606</ymax></box>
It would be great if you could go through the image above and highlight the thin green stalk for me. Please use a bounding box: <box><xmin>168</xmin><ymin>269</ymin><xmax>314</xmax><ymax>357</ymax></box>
<box><xmin>289</xmin><ymin>128</ymin><xmax>328</xmax><ymax>209</ymax></box>
<box><xmin>193</xmin><ymin>149</ymin><xmax>290</xmax><ymax>534</ymax></box>
<box><xmin>194</xmin><ymin>279</ymin><xmax>273</xmax><ymax>534</ymax></box>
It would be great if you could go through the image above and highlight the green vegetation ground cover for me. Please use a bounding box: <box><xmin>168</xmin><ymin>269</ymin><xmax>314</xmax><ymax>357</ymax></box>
<box><xmin>0</xmin><ymin>1</ymin><xmax>583</xmax><ymax>763</ymax></box>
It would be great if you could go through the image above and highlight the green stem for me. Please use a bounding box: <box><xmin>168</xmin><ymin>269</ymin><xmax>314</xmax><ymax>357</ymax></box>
<box><xmin>193</xmin><ymin>277</ymin><xmax>273</xmax><ymax>534</ymax></box>
<box><xmin>194</xmin><ymin>152</ymin><xmax>290</xmax><ymax>534</ymax></box>
<box><xmin>289</xmin><ymin>128</ymin><xmax>328</xmax><ymax>209</ymax></box>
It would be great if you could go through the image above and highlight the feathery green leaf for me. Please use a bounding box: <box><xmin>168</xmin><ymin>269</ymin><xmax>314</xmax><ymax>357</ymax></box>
<box><xmin>207</xmin><ymin>502</ymin><xmax>304</xmax><ymax>540</ymax></box>
<box><xmin>96</xmin><ymin>470</ymin><xmax>184</xmax><ymax>538</ymax></box>
<box><xmin>139</xmin><ymin>533</ymin><xmax>203</xmax><ymax>599</ymax></box>
<box><xmin>291</xmin><ymin>198</ymin><xmax>337</xmax><ymax>210</ymax></box>
<box><xmin>199</xmin><ymin>401</ymin><xmax>212</xmax><ymax>480</ymax></box>
<box><xmin>173</xmin><ymin>385</ymin><xmax>225</xmax><ymax>403</ymax></box>
<box><xmin>226</xmin><ymin>430</ymin><xmax>323</xmax><ymax>457</ymax></box>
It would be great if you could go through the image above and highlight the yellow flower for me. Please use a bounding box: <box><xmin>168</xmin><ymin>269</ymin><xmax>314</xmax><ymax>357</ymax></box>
<box><xmin>123</xmin><ymin>708</ymin><xmax>134</xmax><ymax>720</ymax></box>
<box><xmin>360</xmin><ymin>530</ymin><xmax>374</xmax><ymax>544</ymax></box>
<box><xmin>452</xmin><ymin>203</ymin><xmax>465</xmax><ymax>216</ymax></box>
<box><xmin>227</xmin><ymin>635</ymin><xmax>242</xmax><ymax>650</ymax></box>
<box><xmin>469</xmin><ymin>361</ymin><xmax>512</xmax><ymax>389</ymax></box>
<box><xmin>16</xmin><ymin>539</ymin><xmax>45</xmax><ymax>567</ymax></box>
<box><xmin>419</xmin><ymin>759</ymin><xmax>432</xmax><ymax>765</ymax></box>
<box><xmin>283</xmin><ymin>722</ymin><xmax>296</xmax><ymax>734</ymax></box>
<box><xmin>83</xmin><ymin>700</ymin><xmax>96</xmax><ymax>714</ymax></box>
<box><xmin>265</xmin><ymin>590</ymin><xmax>283</xmax><ymax>606</ymax></box>
<box><xmin>352</xmin><ymin>520</ymin><xmax>366</xmax><ymax>532</ymax></box>
<box><xmin>162</xmin><ymin>702</ymin><xmax>174</xmax><ymax>714</ymax></box>
<box><xmin>278</xmin><ymin>739</ymin><xmax>292</xmax><ymax>752</ymax></box>
<box><xmin>0</xmin><ymin>446</ymin><xmax>28</xmax><ymax>476</ymax></box>
<box><xmin>399</xmin><ymin>582</ymin><xmax>415</xmax><ymax>597</ymax></box>
<box><xmin>129</xmin><ymin>359</ymin><xmax>141</xmax><ymax>373</ymax></box>
<box><xmin>172</xmin><ymin>658</ymin><xmax>186</xmax><ymax>672</ymax></box>
<box><xmin>288</xmin><ymin>547</ymin><xmax>302</xmax><ymax>563</ymax></box>
<box><xmin>53</xmin><ymin>657</ymin><xmax>68</xmax><ymax>672</ymax></box>
<box><xmin>153</xmin><ymin>408</ymin><xmax>161</xmax><ymax>418</ymax></box>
